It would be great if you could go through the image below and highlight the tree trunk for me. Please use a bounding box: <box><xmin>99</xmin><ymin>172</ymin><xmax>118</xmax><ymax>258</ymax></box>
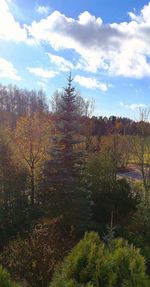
<box><xmin>30</xmin><ymin>165</ymin><xmax>35</xmax><ymax>205</ymax></box>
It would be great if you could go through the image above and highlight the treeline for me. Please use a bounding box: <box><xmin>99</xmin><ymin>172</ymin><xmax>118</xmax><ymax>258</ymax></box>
<box><xmin>0</xmin><ymin>83</ymin><xmax>146</xmax><ymax>136</ymax></box>
<box><xmin>0</xmin><ymin>77</ymin><xmax>150</xmax><ymax>286</ymax></box>
<box><xmin>0</xmin><ymin>84</ymin><xmax>49</xmax><ymax>127</ymax></box>
<box><xmin>90</xmin><ymin>115</ymin><xmax>140</xmax><ymax>136</ymax></box>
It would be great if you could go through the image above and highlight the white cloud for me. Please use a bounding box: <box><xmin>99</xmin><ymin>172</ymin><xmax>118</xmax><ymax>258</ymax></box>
<box><xmin>26</xmin><ymin>4</ymin><xmax>150</xmax><ymax>78</ymax></box>
<box><xmin>47</xmin><ymin>53</ymin><xmax>74</xmax><ymax>71</ymax></box>
<box><xmin>0</xmin><ymin>57</ymin><xmax>21</xmax><ymax>81</ymax></box>
<box><xmin>78</xmin><ymin>11</ymin><xmax>102</xmax><ymax>26</ymax></box>
<box><xmin>47</xmin><ymin>52</ymin><xmax>103</xmax><ymax>73</ymax></box>
<box><xmin>36</xmin><ymin>5</ymin><xmax>50</xmax><ymax>15</ymax></box>
<box><xmin>37</xmin><ymin>81</ymin><xmax>46</xmax><ymax>90</ymax></box>
<box><xmin>74</xmin><ymin>75</ymin><xmax>108</xmax><ymax>91</ymax></box>
<box><xmin>0</xmin><ymin>0</ymin><xmax>30</xmax><ymax>43</ymax></box>
<box><xmin>120</xmin><ymin>102</ymin><xmax>147</xmax><ymax>110</ymax></box>
<box><xmin>2</xmin><ymin>1</ymin><xmax>150</xmax><ymax>79</ymax></box>
<box><xmin>27</xmin><ymin>67</ymin><xmax>58</xmax><ymax>79</ymax></box>
<box><xmin>128</xmin><ymin>3</ymin><xmax>150</xmax><ymax>24</ymax></box>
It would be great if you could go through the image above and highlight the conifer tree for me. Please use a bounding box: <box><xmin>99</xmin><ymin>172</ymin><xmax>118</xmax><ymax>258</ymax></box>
<box><xmin>42</xmin><ymin>74</ymin><xmax>90</xmax><ymax>231</ymax></box>
<box><xmin>43</xmin><ymin>74</ymin><xmax>83</xmax><ymax>193</ymax></box>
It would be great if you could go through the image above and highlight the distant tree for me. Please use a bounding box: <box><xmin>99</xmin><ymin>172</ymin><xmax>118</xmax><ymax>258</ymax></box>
<box><xmin>76</xmin><ymin>97</ymin><xmax>94</xmax><ymax>152</ymax></box>
<box><xmin>50</xmin><ymin>232</ymin><xmax>150</xmax><ymax>287</ymax></box>
<box><xmin>101</xmin><ymin>135</ymin><xmax>131</xmax><ymax>171</ymax></box>
<box><xmin>90</xmin><ymin>115</ymin><xmax>138</xmax><ymax>137</ymax></box>
<box><xmin>0</xmin><ymin>84</ymin><xmax>48</xmax><ymax>127</ymax></box>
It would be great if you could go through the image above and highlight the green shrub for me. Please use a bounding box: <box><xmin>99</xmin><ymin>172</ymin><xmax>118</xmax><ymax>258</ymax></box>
<box><xmin>0</xmin><ymin>265</ymin><xmax>20</xmax><ymax>287</ymax></box>
<box><xmin>50</xmin><ymin>232</ymin><xmax>150</xmax><ymax>287</ymax></box>
<box><xmin>86</xmin><ymin>153</ymin><xmax>138</xmax><ymax>231</ymax></box>
<box><xmin>127</xmin><ymin>189</ymin><xmax>150</xmax><ymax>272</ymax></box>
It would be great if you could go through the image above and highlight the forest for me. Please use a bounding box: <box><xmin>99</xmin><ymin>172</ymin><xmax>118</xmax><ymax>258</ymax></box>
<box><xmin>0</xmin><ymin>75</ymin><xmax>150</xmax><ymax>287</ymax></box>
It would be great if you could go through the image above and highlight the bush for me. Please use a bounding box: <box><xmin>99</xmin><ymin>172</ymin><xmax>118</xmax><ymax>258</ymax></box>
<box><xmin>86</xmin><ymin>153</ymin><xmax>138</xmax><ymax>232</ymax></box>
<box><xmin>127</xmin><ymin>186</ymin><xmax>150</xmax><ymax>273</ymax></box>
<box><xmin>0</xmin><ymin>217</ymin><xmax>76</xmax><ymax>287</ymax></box>
<box><xmin>50</xmin><ymin>232</ymin><xmax>150</xmax><ymax>287</ymax></box>
<box><xmin>0</xmin><ymin>265</ymin><xmax>20</xmax><ymax>287</ymax></box>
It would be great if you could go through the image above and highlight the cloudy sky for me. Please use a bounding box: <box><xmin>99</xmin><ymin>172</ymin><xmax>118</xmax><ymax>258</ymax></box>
<box><xmin>1</xmin><ymin>0</ymin><xmax>150</xmax><ymax>118</ymax></box>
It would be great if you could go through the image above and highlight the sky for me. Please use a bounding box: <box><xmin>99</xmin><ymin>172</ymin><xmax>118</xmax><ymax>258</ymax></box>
<box><xmin>1</xmin><ymin>0</ymin><xmax>150</xmax><ymax>119</ymax></box>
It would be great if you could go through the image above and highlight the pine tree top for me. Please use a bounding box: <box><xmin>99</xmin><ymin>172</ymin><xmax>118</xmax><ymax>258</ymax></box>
<box><xmin>64</xmin><ymin>72</ymin><xmax>76</xmax><ymax>98</ymax></box>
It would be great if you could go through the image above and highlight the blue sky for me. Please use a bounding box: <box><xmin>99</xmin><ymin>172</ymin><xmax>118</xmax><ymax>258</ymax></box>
<box><xmin>1</xmin><ymin>0</ymin><xmax>150</xmax><ymax>119</ymax></box>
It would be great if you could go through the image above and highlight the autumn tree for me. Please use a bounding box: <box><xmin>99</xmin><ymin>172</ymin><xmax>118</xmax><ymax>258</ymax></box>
<box><xmin>0</xmin><ymin>217</ymin><xmax>76</xmax><ymax>287</ymax></box>
<box><xmin>0</xmin><ymin>125</ymin><xmax>27</xmax><ymax>243</ymax></box>
<box><xmin>0</xmin><ymin>126</ymin><xmax>15</xmax><ymax>210</ymax></box>
<box><xmin>101</xmin><ymin>134</ymin><xmax>131</xmax><ymax>171</ymax></box>
<box><xmin>15</xmin><ymin>113</ymin><xmax>50</xmax><ymax>205</ymax></box>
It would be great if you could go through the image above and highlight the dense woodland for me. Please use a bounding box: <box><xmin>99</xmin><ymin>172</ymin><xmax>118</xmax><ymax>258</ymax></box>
<box><xmin>0</xmin><ymin>75</ymin><xmax>150</xmax><ymax>286</ymax></box>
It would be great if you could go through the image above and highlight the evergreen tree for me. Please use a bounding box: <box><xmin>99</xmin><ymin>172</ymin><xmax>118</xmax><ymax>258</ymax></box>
<box><xmin>50</xmin><ymin>232</ymin><xmax>150</xmax><ymax>287</ymax></box>
<box><xmin>42</xmin><ymin>74</ymin><xmax>90</xmax><ymax>231</ymax></box>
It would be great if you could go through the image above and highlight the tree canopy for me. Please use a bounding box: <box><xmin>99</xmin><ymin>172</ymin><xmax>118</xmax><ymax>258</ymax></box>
<box><xmin>50</xmin><ymin>232</ymin><xmax>150</xmax><ymax>287</ymax></box>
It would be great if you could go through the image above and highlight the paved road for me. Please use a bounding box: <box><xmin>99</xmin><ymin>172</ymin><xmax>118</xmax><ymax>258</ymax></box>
<box><xmin>117</xmin><ymin>169</ymin><xmax>142</xmax><ymax>180</ymax></box>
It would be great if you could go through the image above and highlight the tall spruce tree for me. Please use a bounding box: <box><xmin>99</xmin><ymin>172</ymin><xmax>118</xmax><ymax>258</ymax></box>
<box><xmin>42</xmin><ymin>74</ymin><xmax>90</xmax><ymax>231</ymax></box>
